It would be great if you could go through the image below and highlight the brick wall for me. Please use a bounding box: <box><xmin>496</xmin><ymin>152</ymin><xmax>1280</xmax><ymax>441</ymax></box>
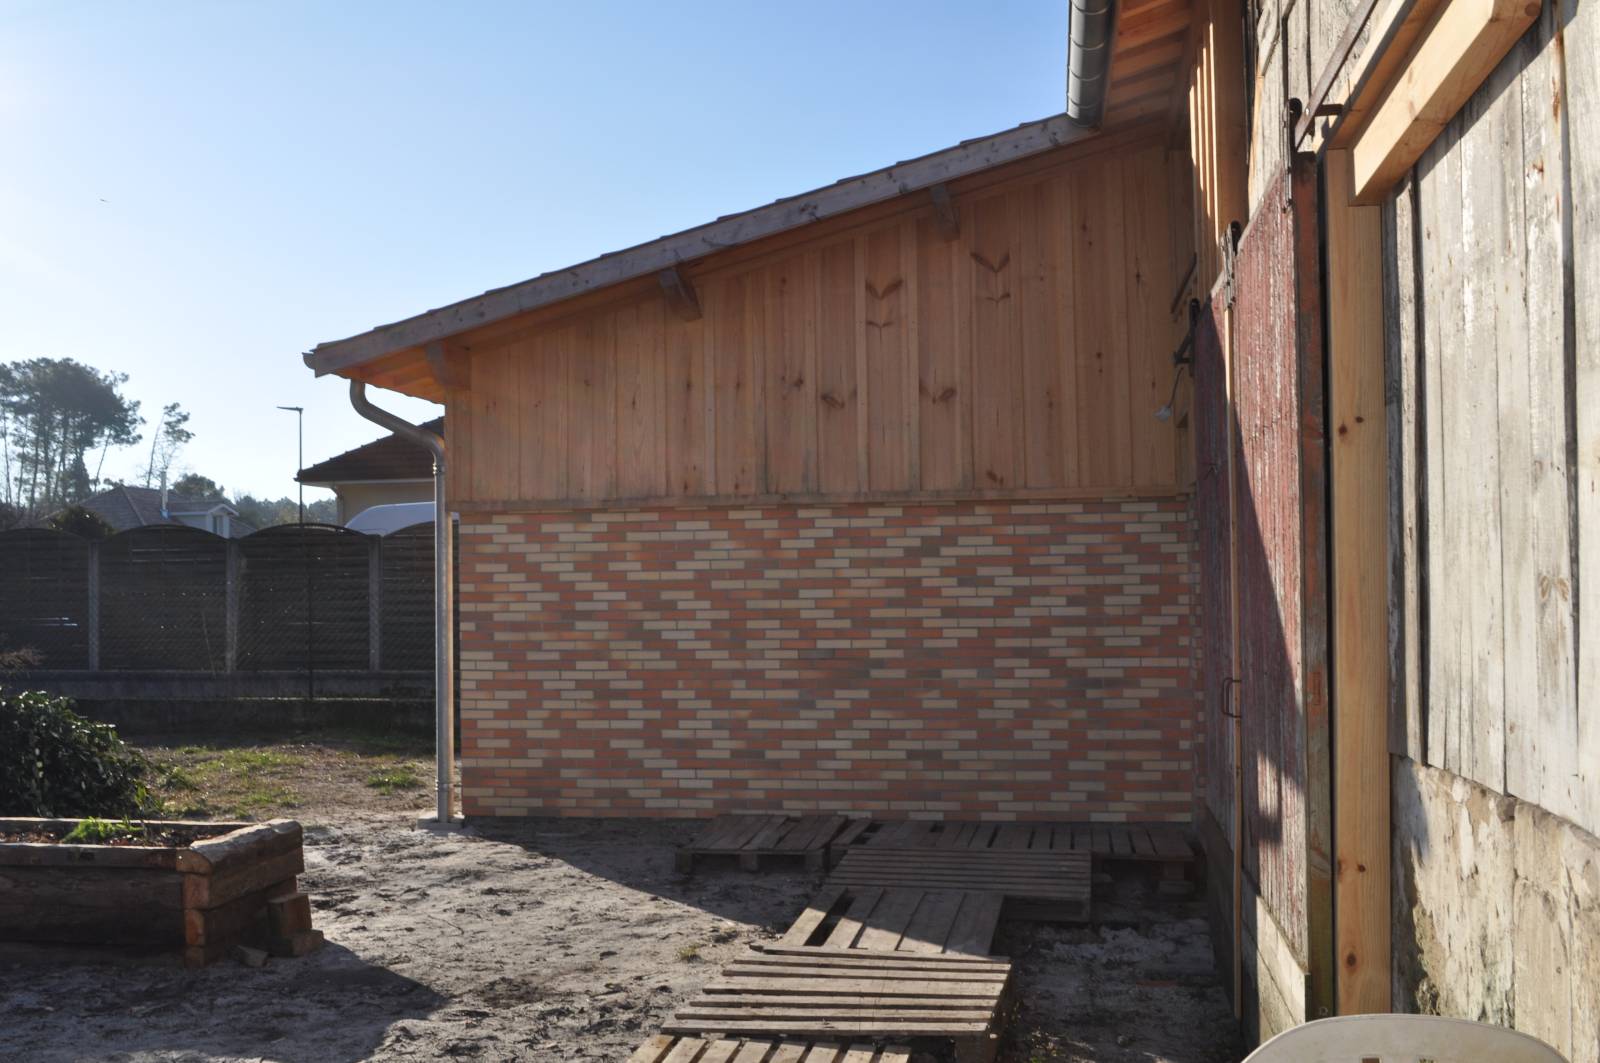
<box><xmin>457</xmin><ymin>496</ymin><xmax>1199</xmax><ymax>819</ymax></box>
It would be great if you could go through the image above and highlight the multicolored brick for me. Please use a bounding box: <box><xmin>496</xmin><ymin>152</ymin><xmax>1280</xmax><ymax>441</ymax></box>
<box><xmin>457</xmin><ymin>497</ymin><xmax>1199</xmax><ymax>819</ymax></box>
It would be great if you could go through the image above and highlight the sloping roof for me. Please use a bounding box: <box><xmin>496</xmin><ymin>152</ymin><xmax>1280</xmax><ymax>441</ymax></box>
<box><xmin>303</xmin><ymin>113</ymin><xmax>1098</xmax><ymax>379</ymax></box>
<box><xmin>75</xmin><ymin>485</ymin><xmax>238</xmax><ymax>532</ymax></box>
<box><xmin>297</xmin><ymin>417</ymin><xmax>441</xmax><ymax>485</ymax></box>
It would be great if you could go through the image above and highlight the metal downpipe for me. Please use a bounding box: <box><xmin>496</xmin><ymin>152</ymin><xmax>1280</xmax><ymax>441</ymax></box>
<box><xmin>348</xmin><ymin>381</ymin><xmax>454</xmax><ymax>824</ymax></box>
<box><xmin>1066</xmin><ymin>0</ymin><xmax>1117</xmax><ymax>127</ymax></box>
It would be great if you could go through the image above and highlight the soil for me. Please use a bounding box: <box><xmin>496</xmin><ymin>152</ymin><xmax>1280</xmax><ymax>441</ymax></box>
<box><xmin>0</xmin><ymin>736</ymin><xmax>1242</xmax><ymax>1062</ymax></box>
<box><xmin>0</xmin><ymin>825</ymin><xmax>232</xmax><ymax>847</ymax></box>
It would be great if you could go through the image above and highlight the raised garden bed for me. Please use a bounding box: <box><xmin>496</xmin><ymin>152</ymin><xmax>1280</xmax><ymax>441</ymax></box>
<box><xmin>0</xmin><ymin>817</ymin><xmax>321</xmax><ymax>967</ymax></box>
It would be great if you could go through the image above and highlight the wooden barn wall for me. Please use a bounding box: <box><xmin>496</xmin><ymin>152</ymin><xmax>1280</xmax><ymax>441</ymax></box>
<box><xmin>1245</xmin><ymin>0</ymin><xmax>1374</xmax><ymax>223</ymax></box>
<box><xmin>1385</xmin><ymin>1</ymin><xmax>1600</xmax><ymax>839</ymax></box>
<box><xmin>445</xmin><ymin>136</ymin><xmax>1196</xmax><ymax>510</ymax></box>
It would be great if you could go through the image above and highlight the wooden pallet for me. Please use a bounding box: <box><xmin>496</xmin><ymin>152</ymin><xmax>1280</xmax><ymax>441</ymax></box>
<box><xmin>826</xmin><ymin>848</ymin><xmax>1091</xmax><ymax>922</ymax></box>
<box><xmin>845</xmin><ymin>820</ymin><xmax>1196</xmax><ymax>895</ymax></box>
<box><xmin>628</xmin><ymin>1034</ymin><xmax>912</xmax><ymax>1062</ymax></box>
<box><xmin>677</xmin><ymin>815</ymin><xmax>851</xmax><ymax>873</ymax></box>
<box><xmin>781</xmin><ymin>885</ymin><xmax>1004</xmax><ymax>957</ymax></box>
<box><xmin>665</xmin><ymin>945</ymin><xmax>1011</xmax><ymax>1063</ymax></box>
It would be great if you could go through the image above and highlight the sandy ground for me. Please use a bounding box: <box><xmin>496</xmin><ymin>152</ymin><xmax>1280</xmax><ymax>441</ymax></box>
<box><xmin>1</xmin><ymin>744</ymin><xmax>1242</xmax><ymax>1062</ymax></box>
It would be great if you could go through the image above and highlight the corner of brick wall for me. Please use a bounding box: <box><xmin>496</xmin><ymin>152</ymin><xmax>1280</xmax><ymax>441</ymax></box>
<box><xmin>456</xmin><ymin>496</ymin><xmax>1201</xmax><ymax>820</ymax></box>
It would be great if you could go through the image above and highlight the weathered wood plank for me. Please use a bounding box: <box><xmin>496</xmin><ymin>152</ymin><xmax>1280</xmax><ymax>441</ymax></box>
<box><xmin>1568</xmin><ymin>0</ymin><xmax>1600</xmax><ymax>837</ymax></box>
<box><xmin>1384</xmin><ymin>170</ymin><xmax>1423</xmax><ymax>763</ymax></box>
<box><xmin>1418</xmin><ymin>116</ymin><xmax>1458</xmax><ymax>773</ymax></box>
<box><xmin>1508</xmin><ymin>3</ymin><xmax>1578</xmax><ymax>827</ymax></box>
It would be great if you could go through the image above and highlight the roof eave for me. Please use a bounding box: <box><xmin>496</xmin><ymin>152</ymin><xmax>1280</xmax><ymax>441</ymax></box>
<box><xmin>304</xmin><ymin>112</ymin><xmax>1098</xmax><ymax>379</ymax></box>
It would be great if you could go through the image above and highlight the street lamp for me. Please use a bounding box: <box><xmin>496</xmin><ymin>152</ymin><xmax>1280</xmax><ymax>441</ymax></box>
<box><xmin>276</xmin><ymin>405</ymin><xmax>304</xmax><ymax>523</ymax></box>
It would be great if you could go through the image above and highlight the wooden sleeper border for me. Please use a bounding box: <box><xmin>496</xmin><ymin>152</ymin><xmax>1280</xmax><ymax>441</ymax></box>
<box><xmin>0</xmin><ymin>817</ymin><xmax>319</xmax><ymax>967</ymax></box>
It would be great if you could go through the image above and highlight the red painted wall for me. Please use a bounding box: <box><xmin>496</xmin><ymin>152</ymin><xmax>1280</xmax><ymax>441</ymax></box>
<box><xmin>457</xmin><ymin>497</ymin><xmax>1199</xmax><ymax>819</ymax></box>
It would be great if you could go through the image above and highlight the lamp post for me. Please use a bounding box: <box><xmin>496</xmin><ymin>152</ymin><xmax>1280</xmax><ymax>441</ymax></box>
<box><xmin>276</xmin><ymin>405</ymin><xmax>304</xmax><ymax>523</ymax></box>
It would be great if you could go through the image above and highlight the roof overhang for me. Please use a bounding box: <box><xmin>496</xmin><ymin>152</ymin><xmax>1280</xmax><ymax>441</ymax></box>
<box><xmin>303</xmin><ymin>112</ymin><xmax>1100</xmax><ymax>384</ymax></box>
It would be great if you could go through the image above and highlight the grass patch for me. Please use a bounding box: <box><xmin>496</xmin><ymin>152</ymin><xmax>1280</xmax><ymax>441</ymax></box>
<box><xmin>145</xmin><ymin>744</ymin><xmax>309</xmax><ymax>819</ymax></box>
<box><xmin>366</xmin><ymin>766</ymin><xmax>425</xmax><ymax>795</ymax></box>
<box><xmin>677</xmin><ymin>944</ymin><xmax>701</xmax><ymax>962</ymax></box>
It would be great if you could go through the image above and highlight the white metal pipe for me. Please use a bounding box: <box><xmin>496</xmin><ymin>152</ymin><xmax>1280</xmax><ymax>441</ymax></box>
<box><xmin>347</xmin><ymin>381</ymin><xmax>454</xmax><ymax>824</ymax></box>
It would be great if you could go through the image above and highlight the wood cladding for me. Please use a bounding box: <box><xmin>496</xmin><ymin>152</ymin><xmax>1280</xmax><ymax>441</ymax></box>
<box><xmin>447</xmin><ymin>135</ymin><xmax>1193</xmax><ymax>508</ymax></box>
<box><xmin>1185</xmin><ymin>0</ymin><xmax>1249</xmax><ymax>294</ymax></box>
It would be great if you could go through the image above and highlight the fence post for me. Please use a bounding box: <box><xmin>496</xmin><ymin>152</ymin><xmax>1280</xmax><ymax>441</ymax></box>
<box><xmin>368</xmin><ymin>536</ymin><xmax>382</xmax><ymax>672</ymax></box>
<box><xmin>224</xmin><ymin>541</ymin><xmax>239</xmax><ymax>672</ymax></box>
<box><xmin>86</xmin><ymin>540</ymin><xmax>100</xmax><ymax>671</ymax></box>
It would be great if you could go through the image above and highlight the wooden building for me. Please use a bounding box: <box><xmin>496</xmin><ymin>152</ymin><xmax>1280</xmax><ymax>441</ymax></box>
<box><xmin>306</xmin><ymin>0</ymin><xmax>1600</xmax><ymax>1055</ymax></box>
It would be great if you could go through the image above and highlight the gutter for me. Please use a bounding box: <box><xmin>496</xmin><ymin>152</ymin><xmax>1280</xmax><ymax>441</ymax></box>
<box><xmin>347</xmin><ymin>381</ymin><xmax>457</xmax><ymax>826</ymax></box>
<box><xmin>1066</xmin><ymin>0</ymin><xmax>1118</xmax><ymax>127</ymax></box>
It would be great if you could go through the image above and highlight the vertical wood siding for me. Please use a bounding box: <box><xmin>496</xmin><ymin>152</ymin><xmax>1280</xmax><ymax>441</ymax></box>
<box><xmin>1387</xmin><ymin>2</ymin><xmax>1600</xmax><ymax>839</ymax></box>
<box><xmin>446</xmin><ymin>137</ymin><xmax>1195</xmax><ymax>508</ymax></box>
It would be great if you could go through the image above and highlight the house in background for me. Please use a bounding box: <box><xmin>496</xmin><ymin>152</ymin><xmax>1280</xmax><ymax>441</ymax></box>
<box><xmin>71</xmin><ymin>483</ymin><xmax>250</xmax><ymax>538</ymax></box>
<box><xmin>296</xmin><ymin>417</ymin><xmax>440</xmax><ymax>524</ymax></box>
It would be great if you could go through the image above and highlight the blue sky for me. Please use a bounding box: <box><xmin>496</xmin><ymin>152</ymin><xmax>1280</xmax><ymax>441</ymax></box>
<box><xmin>0</xmin><ymin>1</ymin><xmax>1069</xmax><ymax>500</ymax></box>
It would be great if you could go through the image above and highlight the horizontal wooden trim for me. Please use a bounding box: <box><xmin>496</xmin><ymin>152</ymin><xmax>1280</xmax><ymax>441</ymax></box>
<box><xmin>1346</xmin><ymin>0</ymin><xmax>1539</xmax><ymax>202</ymax></box>
<box><xmin>449</xmin><ymin>484</ymin><xmax>1192</xmax><ymax>516</ymax></box>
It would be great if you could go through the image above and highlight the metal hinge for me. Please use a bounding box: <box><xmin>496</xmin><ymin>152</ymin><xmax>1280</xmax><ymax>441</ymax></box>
<box><xmin>1221</xmin><ymin>221</ymin><xmax>1243</xmax><ymax>309</ymax></box>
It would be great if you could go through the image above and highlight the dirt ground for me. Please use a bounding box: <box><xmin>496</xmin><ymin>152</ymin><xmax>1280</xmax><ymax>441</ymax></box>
<box><xmin>0</xmin><ymin>737</ymin><xmax>1242</xmax><ymax>1063</ymax></box>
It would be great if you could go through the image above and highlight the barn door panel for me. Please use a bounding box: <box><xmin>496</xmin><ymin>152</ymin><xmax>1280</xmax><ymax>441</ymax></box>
<box><xmin>1193</xmin><ymin>154</ymin><xmax>1333</xmax><ymax>1034</ymax></box>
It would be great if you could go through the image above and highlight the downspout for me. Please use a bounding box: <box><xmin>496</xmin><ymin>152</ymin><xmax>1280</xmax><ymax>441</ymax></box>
<box><xmin>1066</xmin><ymin>0</ymin><xmax>1117</xmax><ymax>127</ymax></box>
<box><xmin>348</xmin><ymin>381</ymin><xmax>455</xmax><ymax>825</ymax></box>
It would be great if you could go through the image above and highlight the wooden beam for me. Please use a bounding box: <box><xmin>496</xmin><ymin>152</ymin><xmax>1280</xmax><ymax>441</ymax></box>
<box><xmin>1324</xmin><ymin>148</ymin><xmax>1391</xmax><ymax>1015</ymax></box>
<box><xmin>423</xmin><ymin>340</ymin><xmax>469</xmax><ymax>390</ymax></box>
<box><xmin>656</xmin><ymin>266</ymin><xmax>702</xmax><ymax>322</ymax></box>
<box><xmin>1347</xmin><ymin>0</ymin><xmax>1540</xmax><ymax>203</ymax></box>
<box><xmin>1320</xmin><ymin>0</ymin><xmax>1446</xmax><ymax>149</ymax></box>
<box><xmin>928</xmin><ymin>184</ymin><xmax>959</xmax><ymax>241</ymax></box>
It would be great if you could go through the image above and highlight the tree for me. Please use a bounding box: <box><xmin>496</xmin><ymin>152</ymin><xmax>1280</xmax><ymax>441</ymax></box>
<box><xmin>46</xmin><ymin>504</ymin><xmax>116</xmax><ymax>540</ymax></box>
<box><xmin>232</xmin><ymin>493</ymin><xmax>336</xmax><ymax>529</ymax></box>
<box><xmin>142</xmin><ymin>403</ymin><xmax>192</xmax><ymax>490</ymax></box>
<box><xmin>0</xmin><ymin>358</ymin><xmax>142</xmax><ymax>511</ymax></box>
<box><xmin>171</xmin><ymin>472</ymin><xmax>223</xmax><ymax>499</ymax></box>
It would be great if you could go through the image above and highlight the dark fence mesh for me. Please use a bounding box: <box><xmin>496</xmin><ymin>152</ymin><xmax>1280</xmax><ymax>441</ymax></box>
<box><xmin>237</xmin><ymin>524</ymin><xmax>373</xmax><ymax>671</ymax></box>
<box><xmin>0</xmin><ymin>529</ymin><xmax>90</xmax><ymax>668</ymax></box>
<box><xmin>380</xmin><ymin>522</ymin><xmax>434</xmax><ymax>669</ymax></box>
<box><xmin>0</xmin><ymin>521</ymin><xmax>445</xmax><ymax>675</ymax></box>
<box><xmin>99</xmin><ymin>525</ymin><xmax>228</xmax><ymax>670</ymax></box>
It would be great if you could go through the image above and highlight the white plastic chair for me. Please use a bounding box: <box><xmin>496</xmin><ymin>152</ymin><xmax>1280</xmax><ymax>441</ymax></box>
<box><xmin>1242</xmin><ymin>1014</ymin><xmax>1568</xmax><ymax>1063</ymax></box>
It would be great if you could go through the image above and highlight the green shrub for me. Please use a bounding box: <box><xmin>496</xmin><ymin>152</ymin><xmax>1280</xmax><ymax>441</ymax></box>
<box><xmin>0</xmin><ymin>689</ymin><xmax>153</xmax><ymax>818</ymax></box>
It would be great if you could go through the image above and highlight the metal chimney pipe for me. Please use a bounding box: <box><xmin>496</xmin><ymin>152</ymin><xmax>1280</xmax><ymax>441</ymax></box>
<box><xmin>1066</xmin><ymin>0</ymin><xmax>1118</xmax><ymax>127</ymax></box>
<box><xmin>347</xmin><ymin>381</ymin><xmax>455</xmax><ymax>826</ymax></box>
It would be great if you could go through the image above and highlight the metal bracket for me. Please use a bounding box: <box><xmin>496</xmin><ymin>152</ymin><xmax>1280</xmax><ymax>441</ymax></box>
<box><xmin>1221</xmin><ymin>676</ymin><xmax>1243</xmax><ymax>718</ymax></box>
<box><xmin>1169</xmin><ymin>298</ymin><xmax>1203</xmax><ymax>369</ymax></box>
<box><xmin>1221</xmin><ymin>221</ymin><xmax>1243</xmax><ymax>309</ymax></box>
<box><xmin>1285</xmin><ymin>97</ymin><xmax>1304</xmax><ymax>170</ymax></box>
